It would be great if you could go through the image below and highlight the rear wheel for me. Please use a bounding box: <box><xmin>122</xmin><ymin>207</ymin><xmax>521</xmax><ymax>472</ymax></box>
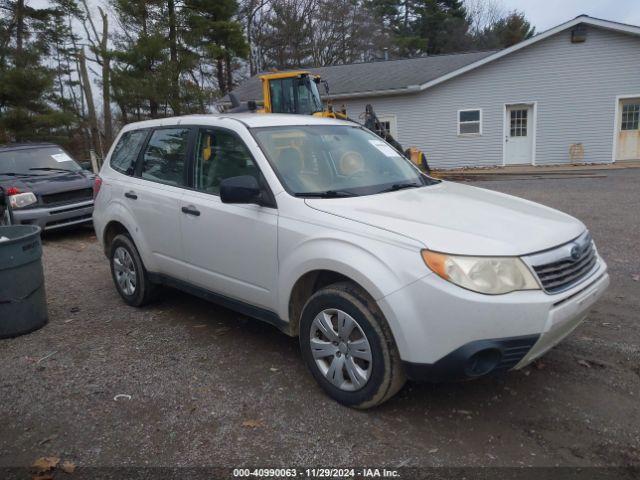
<box><xmin>299</xmin><ymin>281</ymin><xmax>405</xmax><ymax>409</ymax></box>
<box><xmin>109</xmin><ymin>234</ymin><xmax>157</xmax><ymax>307</ymax></box>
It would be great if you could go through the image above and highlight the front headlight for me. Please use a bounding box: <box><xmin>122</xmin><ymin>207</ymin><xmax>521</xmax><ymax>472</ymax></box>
<box><xmin>421</xmin><ymin>249</ymin><xmax>540</xmax><ymax>295</ymax></box>
<box><xmin>9</xmin><ymin>192</ymin><xmax>37</xmax><ymax>209</ymax></box>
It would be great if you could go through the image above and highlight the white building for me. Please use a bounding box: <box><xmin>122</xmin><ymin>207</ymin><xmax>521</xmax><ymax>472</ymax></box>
<box><xmin>229</xmin><ymin>16</ymin><xmax>640</xmax><ymax>169</ymax></box>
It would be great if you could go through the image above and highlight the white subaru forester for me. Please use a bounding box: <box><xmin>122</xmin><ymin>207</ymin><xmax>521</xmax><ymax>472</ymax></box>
<box><xmin>93</xmin><ymin>114</ymin><xmax>610</xmax><ymax>408</ymax></box>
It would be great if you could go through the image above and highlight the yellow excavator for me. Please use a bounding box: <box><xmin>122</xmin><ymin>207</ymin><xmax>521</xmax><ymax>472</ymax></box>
<box><xmin>227</xmin><ymin>71</ymin><xmax>429</xmax><ymax>172</ymax></box>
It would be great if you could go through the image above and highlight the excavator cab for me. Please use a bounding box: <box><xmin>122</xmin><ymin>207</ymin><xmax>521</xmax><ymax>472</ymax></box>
<box><xmin>260</xmin><ymin>72</ymin><xmax>325</xmax><ymax>115</ymax></box>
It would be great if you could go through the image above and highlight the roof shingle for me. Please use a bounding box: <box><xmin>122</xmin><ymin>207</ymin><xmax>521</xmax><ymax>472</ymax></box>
<box><xmin>227</xmin><ymin>50</ymin><xmax>497</xmax><ymax>102</ymax></box>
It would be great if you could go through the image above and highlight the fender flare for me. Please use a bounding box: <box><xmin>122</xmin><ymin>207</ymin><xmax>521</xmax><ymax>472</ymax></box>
<box><xmin>278</xmin><ymin>237</ymin><xmax>404</xmax><ymax>322</ymax></box>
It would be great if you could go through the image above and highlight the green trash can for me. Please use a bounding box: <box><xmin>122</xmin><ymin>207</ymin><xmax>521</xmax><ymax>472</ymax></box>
<box><xmin>0</xmin><ymin>225</ymin><xmax>48</xmax><ymax>338</ymax></box>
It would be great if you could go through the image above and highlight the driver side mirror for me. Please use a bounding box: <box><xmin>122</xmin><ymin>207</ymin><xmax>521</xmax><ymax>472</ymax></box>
<box><xmin>80</xmin><ymin>161</ymin><xmax>92</xmax><ymax>171</ymax></box>
<box><xmin>220</xmin><ymin>175</ymin><xmax>262</xmax><ymax>205</ymax></box>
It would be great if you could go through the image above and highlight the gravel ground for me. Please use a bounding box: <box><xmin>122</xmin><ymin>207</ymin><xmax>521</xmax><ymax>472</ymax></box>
<box><xmin>0</xmin><ymin>169</ymin><xmax>639</xmax><ymax>472</ymax></box>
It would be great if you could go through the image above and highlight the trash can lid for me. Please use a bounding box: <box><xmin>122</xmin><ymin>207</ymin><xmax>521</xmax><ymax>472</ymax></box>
<box><xmin>0</xmin><ymin>225</ymin><xmax>42</xmax><ymax>246</ymax></box>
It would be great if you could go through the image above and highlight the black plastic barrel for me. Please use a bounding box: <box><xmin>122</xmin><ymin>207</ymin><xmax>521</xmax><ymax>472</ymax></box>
<box><xmin>0</xmin><ymin>225</ymin><xmax>48</xmax><ymax>338</ymax></box>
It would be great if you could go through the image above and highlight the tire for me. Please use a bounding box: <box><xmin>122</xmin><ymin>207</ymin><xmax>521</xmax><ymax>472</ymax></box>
<box><xmin>109</xmin><ymin>233</ymin><xmax>158</xmax><ymax>307</ymax></box>
<box><xmin>299</xmin><ymin>281</ymin><xmax>405</xmax><ymax>409</ymax></box>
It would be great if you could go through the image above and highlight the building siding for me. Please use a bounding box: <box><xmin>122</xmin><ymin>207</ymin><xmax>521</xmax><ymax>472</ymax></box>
<box><xmin>338</xmin><ymin>26</ymin><xmax>640</xmax><ymax>169</ymax></box>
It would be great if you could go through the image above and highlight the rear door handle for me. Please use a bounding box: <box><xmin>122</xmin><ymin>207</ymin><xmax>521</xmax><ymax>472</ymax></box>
<box><xmin>181</xmin><ymin>205</ymin><xmax>200</xmax><ymax>216</ymax></box>
<box><xmin>124</xmin><ymin>191</ymin><xmax>137</xmax><ymax>200</ymax></box>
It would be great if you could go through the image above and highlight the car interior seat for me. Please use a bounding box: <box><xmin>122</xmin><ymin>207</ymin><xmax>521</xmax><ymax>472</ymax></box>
<box><xmin>276</xmin><ymin>147</ymin><xmax>318</xmax><ymax>192</ymax></box>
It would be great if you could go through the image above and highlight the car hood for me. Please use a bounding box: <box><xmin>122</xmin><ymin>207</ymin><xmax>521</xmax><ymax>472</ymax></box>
<box><xmin>1</xmin><ymin>171</ymin><xmax>94</xmax><ymax>196</ymax></box>
<box><xmin>305</xmin><ymin>181</ymin><xmax>585</xmax><ymax>256</ymax></box>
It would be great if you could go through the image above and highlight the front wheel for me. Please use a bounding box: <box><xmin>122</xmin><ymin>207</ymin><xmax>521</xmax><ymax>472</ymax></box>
<box><xmin>299</xmin><ymin>282</ymin><xmax>405</xmax><ymax>409</ymax></box>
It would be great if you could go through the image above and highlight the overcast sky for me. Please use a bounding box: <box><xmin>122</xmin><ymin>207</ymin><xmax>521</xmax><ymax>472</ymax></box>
<box><xmin>32</xmin><ymin>0</ymin><xmax>640</xmax><ymax>28</ymax></box>
<box><xmin>32</xmin><ymin>0</ymin><xmax>640</xmax><ymax>33</ymax></box>
<box><xmin>501</xmin><ymin>0</ymin><xmax>640</xmax><ymax>31</ymax></box>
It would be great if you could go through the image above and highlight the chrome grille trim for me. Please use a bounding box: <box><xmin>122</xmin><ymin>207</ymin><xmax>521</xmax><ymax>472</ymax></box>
<box><xmin>523</xmin><ymin>231</ymin><xmax>599</xmax><ymax>294</ymax></box>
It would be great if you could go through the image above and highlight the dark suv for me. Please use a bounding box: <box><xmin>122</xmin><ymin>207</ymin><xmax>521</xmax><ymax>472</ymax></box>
<box><xmin>0</xmin><ymin>143</ymin><xmax>95</xmax><ymax>231</ymax></box>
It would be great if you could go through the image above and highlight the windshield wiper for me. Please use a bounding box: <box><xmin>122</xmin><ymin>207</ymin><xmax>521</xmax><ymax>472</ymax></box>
<box><xmin>295</xmin><ymin>190</ymin><xmax>357</xmax><ymax>198</ymax></box>
<box><xmin>29</xmin><ymin>167</ymin><xmax>76</xmax><ymax>173</ymax></box>
<box><xmin>379</xmin><ymin>182</ymin><xmax>421</xmax><ymax>193</ymax></box>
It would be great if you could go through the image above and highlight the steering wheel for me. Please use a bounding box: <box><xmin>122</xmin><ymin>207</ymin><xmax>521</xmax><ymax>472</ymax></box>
<box><xmin>339</xmin><ymin>151</ymin><xmax>366</xmax><ymax>178</ymax></box>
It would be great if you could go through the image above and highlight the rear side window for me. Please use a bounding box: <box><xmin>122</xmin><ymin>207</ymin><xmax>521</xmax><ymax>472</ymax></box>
<box><xmin>110</xmin><ymin>130</ymin><xmax>147</xmax><ymax>175</ymax></box>
<box><xmin>140</xmin><ymin>128</ymin><xmax>190</xmax><ymax>187</ymax></box>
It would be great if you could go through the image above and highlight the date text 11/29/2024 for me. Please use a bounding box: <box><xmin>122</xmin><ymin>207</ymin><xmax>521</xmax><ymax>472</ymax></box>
<box><xmin>233</xmin><ymin>468</ymin><xmax>400</xmax><ymax>478</ymax></box>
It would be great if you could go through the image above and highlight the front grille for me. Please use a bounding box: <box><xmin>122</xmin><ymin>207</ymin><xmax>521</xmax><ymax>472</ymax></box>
<box><xmin>530</xmin><ymin>233</ymin><xmax>597</xmax><ymax>294</ymax></box>
<box><xmin>41</xmin><ymin>188</ymin><xmax>93</xmax><ymax>206</ymax></box>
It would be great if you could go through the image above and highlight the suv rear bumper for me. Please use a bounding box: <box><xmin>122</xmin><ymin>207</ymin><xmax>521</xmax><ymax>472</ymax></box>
<box><xmin>12</xmin><ymin>200</ymin><xmax>94</xmax><ymax>231</ymax></box>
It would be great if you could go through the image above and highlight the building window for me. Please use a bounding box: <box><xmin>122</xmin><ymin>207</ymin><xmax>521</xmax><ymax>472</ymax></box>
<box><xmin>510</xmin><ymin>108</ymin><xmax>528</xmax><ymax>137</ymax></box>
<box><xmin>377</xmin><ymin>115</ymin><xmax>398</xmax><ymax>139</ymax></box>
<box><xmin>458</xmin><ymin>109</ymin><xmax>481</xmax><ymax>135</ymax></box>
<box><xmin>621</xmin><ymin>103</ymin><xmax>640</xmax><ymax>130</ymax></box>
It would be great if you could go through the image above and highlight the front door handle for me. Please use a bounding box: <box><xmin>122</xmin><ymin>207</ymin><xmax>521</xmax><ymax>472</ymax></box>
<box><xmin>124</xmin><ymin>191</ymin><xmax>137</xmax><ymax>200</ymax></box>
<box><xmin>181</xmin><ymin>205</ymin><xmax>200</xmax><ymax>216</ymax></box>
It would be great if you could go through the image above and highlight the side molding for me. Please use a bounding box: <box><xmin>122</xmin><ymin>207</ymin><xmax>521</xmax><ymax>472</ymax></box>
<box><xmin>148</xmin><ymin>273</ymin><xmax>291</xmax><ymax>335</ymax></box>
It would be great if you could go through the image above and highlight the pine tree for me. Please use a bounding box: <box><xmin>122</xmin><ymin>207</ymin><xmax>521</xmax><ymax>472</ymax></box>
<box><xmin>415</xmin><ymin>0</ymin><xmax>470</xmax><ymax>54</ymax></box>
<box><xmin>0</xmin><ymin>0</ymin><xmax>75</xmax><ymax>142</ymax></box>
<box><xmin>366</xmin><ymin>0</ymin><xmax>470</xmax><ymax>56</ymax></box>
<box><xmin>110</xmin><ymin>0</ymin><xmax>172</xmax><ymax>119</ymax></box>
<box><xmin>185</xmin><ymin>0</ymin><xmax>248</xmax><ymax>96</ymax></box>
<box><xmin>480</xmin><ymin>11</ymin><xmax>535</xmax><ymax>49</ymax></box>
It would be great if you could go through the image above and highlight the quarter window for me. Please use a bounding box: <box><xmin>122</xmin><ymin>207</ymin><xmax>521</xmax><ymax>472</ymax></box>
<box><xmin>621</xmin><ymin>103</ymin><xmax>639</xmax><ymax>130</ymax></box>
<box><xmin>140</xmin><ymin>128</ymin><xmax>190</xmax><ymax>187</ymax></box>
<box><xmin>110</xmin><ymin>130</ymin><xmax>147</xmax><ymax>175</ymax></box>
<box><xmin>193</xmin><ymin>128</ymin><xmax>260</xmax><ymax>195</ymax></box>
<box><xmin>458</xmin><ymin>109</ymin><xmax>481</xmax><ymax>135</ymax></box>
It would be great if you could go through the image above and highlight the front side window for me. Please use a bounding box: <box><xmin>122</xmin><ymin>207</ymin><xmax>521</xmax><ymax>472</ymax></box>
<box><xmin>193</xmin><ymin>128</ymin><xmax>260</xmax><ymax>195</ymax></box>
<box><xmin>110</xmin><ymin>129</ymin><xmax>147</xmax><ymax>175</ymax></box>
<box><xmin>0</xmin><ymin>146</ymin><xmax>81</xmax><ymax>176</ymax></box>
<box><xmin>621</xmin><ymin>103</ymin><xmax>640</xmax><ymax>131</ymax></box>
<box><xmin>140</xmin><ymin>128</ymin><xmax>190</xmax><ymax>187</ymax></box>
<box><xmin>458</xmin><ymin>109</ymin><xmax>481</xmax><ymax>135</ymax></box>
<box><xmin>252</xmin><ymin>125</ymin><xmax>434</xmax><ymax>197</ymax></box>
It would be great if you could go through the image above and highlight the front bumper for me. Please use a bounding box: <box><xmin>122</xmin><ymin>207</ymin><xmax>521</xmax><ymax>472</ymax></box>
<box><xmin>402</xmin><ymin>334</ymin><xmax>540</xmax><ymax>382</ymax></box>
<box><xmin>379</xmin><ymin>257</ymin><xmax>609</xmax><ymax>380</ymax></box>
<box><xmin>12</xmin><ymin>200</ymin><xmax>94</xmax><ymax>231</ymax></box>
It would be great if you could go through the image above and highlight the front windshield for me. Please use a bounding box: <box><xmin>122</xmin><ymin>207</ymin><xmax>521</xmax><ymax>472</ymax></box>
<box><xmin>253</xmin><ymin>125</ymin><xmax>434</xmax><ymax>197</ymax></box>
<box><xmin>0</xmin><ymin>146</ymin><xmax>81</xmax><ymax>176</ymax></box>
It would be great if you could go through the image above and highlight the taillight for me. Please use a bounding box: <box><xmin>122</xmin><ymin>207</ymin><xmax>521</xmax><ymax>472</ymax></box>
<box><xmin>6</xmin><ymin>186</ymin><xmax>20</xmax><ymax>196</ymax></box>
<box><xmin>93</xmin><ymin>176</ymin><xmax>103</xmax><ymax>199</ymax></box>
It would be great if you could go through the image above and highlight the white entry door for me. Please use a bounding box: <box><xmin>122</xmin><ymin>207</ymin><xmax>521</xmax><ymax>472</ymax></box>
<box><xmin>504</xmin><ymin>104</ymin><xmax>534</xmax><ymax>165</ymax></box>
<box><xmin>615</xmin><ymin>98</ymin><xmax>640</xmax><ymax>161</ymax></box>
